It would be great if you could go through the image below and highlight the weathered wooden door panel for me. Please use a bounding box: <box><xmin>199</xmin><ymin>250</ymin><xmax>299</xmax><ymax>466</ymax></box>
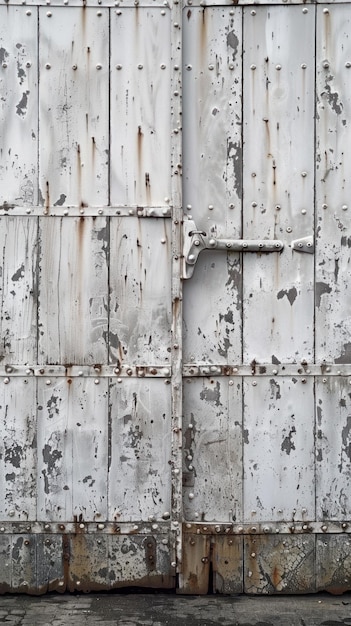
<box><xmin>39</xmin><ymin>7</ymin><xmax>109</xmax><ymax>208</ymax></box>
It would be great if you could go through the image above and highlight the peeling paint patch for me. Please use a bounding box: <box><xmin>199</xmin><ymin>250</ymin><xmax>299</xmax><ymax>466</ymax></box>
<box><xmin>335</xmin><ymin>343</ymin><xmax>351</xmax><ymax>364</ymax></box>
<box><xmin>226</xmin><ymin>30</ymin><xmax>239</xmax><ymax>62</ymax></box>
<box><xmin>322</xmin><ymin>77</ymin><xmax>343</xmax><ymax>115</ymax></box>
<box><xmin>200</xmin><ymin>382</ymin><xmax>221</xmax><ymax>407</ymax></box>
<box><xmin>16</xmin><ymin>90</ymin><xmax>29</xmax><ymax>117</ymax></box>
<box><xmin>316</xmin><ymin>282</ymin><xmax>332</xmax><ymax>308</ymax></box>
<box><xmin>227</xmin><ymin>140</ymin><xmax>242</xmax><ymax>200</ymax></box>
<box><xmin>11</xmin><ymin>263</ymin><xmax>24</xmax><ymax>282</ymax></box>
<box><xmin>54</xmin><ymin>194</ymin><xmax>67</xmax><ymax>206</ymax></box>
<box><xmin>281</xmin><ymin>426</ymin><xmax>296</xmax><ymax>455</ymax></box>
<box><xmin>0</xmin><ymin>47</ymin><xmax>9</xmax><ymax>65</ymax></box>
<box><xmin>277</xmin><ymin>287</ymin><xmax>297</xmax><ymax>306</ymax></box>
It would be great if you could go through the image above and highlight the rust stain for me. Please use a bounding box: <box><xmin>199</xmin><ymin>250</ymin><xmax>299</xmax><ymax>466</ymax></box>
<box><xmin>45</xmin><ymin>180</ymin><xmax>50</xmax><ymax>214</ymax></box>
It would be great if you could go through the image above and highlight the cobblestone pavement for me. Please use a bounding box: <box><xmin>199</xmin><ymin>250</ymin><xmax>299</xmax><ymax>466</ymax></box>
<box><xmin>0</xmin><ymin>593</ymin><xmax>350</xmax><ymax>626</ymax></box>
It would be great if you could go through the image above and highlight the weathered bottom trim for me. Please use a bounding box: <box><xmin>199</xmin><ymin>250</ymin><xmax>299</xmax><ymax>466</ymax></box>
<box><xmin>0</xmin><ymin>533</ymin><xmax>175</xmax><ymax>595</ymax></box>
<box><xmin>180</xmin><ymin>533</ymin><xmax>351</xmax><ymax>595</ymax></box>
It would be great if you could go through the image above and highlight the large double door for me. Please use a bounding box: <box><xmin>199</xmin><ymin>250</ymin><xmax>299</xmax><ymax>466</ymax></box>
<box><xmin>0</xmin><ymin>0</ymin><xmax>350</xmax><ymax>594</ymax></box>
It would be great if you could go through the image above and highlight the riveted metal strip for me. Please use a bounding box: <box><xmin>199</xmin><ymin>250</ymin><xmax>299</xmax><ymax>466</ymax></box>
<box><xmin>0</xmin><ymin>206</ymin><xmax>172</xmax><ymax>217</ymax></box>
<box><xmin>183</xmin><ymin>522</ymin><xmax>351</xmax><ymax>535</ymax></box>
<box><xmin>0</xmin><ymin>522</ymin><xmax>172</xmax><ymax>534</ymax></box>
<box><xmin>183</xmin><ymin>363</ymin><xmax>351</xmax><ymax>377</ymax></box>
<box><xmin>0</xmin><ymin>365</ymin><xmax>172</xmax><ymax>378</ymax></box>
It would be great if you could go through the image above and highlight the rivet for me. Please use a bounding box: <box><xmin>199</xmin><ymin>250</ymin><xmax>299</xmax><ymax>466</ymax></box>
<box><xmin>228</xmin><ymin>63</ymin><xmax>234</xmax><ymax>70</ymax></box>
<box><xmin>323</xmin><ymin>378</ymin><xmax>327</xmax><ymax>383</ymax></box>
<box><xmin>174</xmin><ymin>22</ymin><xmax>179</xmax><ymax>28</ymax></box>
<box><xmin>250</xmin><ymin>64</ymin><xmax>256</xmax><ymax>70</ymax></box>
<box><xmin>302</xmin><ymin>7</ymin><xmax>308</xmax><ymax>13</ymax></box>
<box><xmin>9</xmin><ymin>510</ymin><xmax>15</xmax><ymax>517</ymax></box>
<box><xmin>286</xmin><ymin>227</ymin><xmax>292</xmax><ymax>233</ymax></box>
<box><xmin>79</xmin><ymin>523</ymin><xmax>85</xmax><ymax>529</ymax></box>
<box><xmin>4</xmin><ymin>378</ymin><xmax>10</xmax><ymax>385</ymax></box>
<box><xmin>251</xmin><ymin>552</ymin><xmax>256</xmax><ymax>558</ymax></box>
<box><xmin>276</xmin><ymin>64</ymin><xmax>282</xmax><ymax>71</ymax></box>
<box><xmin>301</xmin><ymin>171</ymin><xmax>307</xmax><ymax>177</ymax></box>
<box><xmin>301</xmin><ymin>63</ymin><xmax>307</xmax><ymax>69</ymax></box>
<box><xmin>252</xmin><ymin>381</ymin><xmax>257</xmax><ymax>386</ymax></box>
<box><xmin>44</xmin><ymin>524</ymin><xmax>50</xmax><ymax>530</ymax></box>
<box><xmin>188</xmin><ymin>493</ymin><xmax>194</xmax><ymax>500</ymax></box>
<box><xmin>45</xmin><ymin>63</ymin><xmax>51</xmax><ymax>70</ymax></box>
<box><xmin>117</xmin><ymin>378</ymin><xmax>122</xmax><ymax>383</ymax></box>
<box><xmin>63</xmin><ymin>209</ymin><xmax>69</xmax><ymax>216</ymax></box>
<box><xmin>342</xmin><ymin>523</ymin><xmax>348</xmax><ymax>529</ymax></box>
<box><xmin>186</xmin><ymin>64</ymin><xmax>192</xmax><ymax>71</ymax></box>
<box><xmin>96</xmin><ymin>64</ymin><xmax>102</xmax><ymax>70</ymax></box>
<box><xmin>229</xmin><ymin>380</ymin><xmax>234</xmax><ymax>386</ymax></box>
<box><xmin>322</xmin><ymin>203</ymin><xmax>328</xmax><ymax>209</ymax></box>
<box><xmin>174</xmin><ymin>65</ymin><xmax>179</xmax><ymax>71</ymax></box>
<box><xmin>76</xmin><ymin>581</ymin><xmax>81</xmax><ymax>586</ymax></box>
<box><xmin>59</xmin><ymin>524</ymin><xmax>65</xmax><ymax>530</ymax></box>
<box><xmin>323</xmin><ymin>61</ymin><xmax>330</xmax><ymax>69</ymax></box>
<box><xmin>94</xmin><ymin>379</ymin><xmax>100</xmax><ymax>385</ymax></box>
<box><xmin>24</xmin><ymin>540</ymin><xmax>30</xmax><ymax>546</ymax></box>
<box><xmin>97</xmin><ymin>10</ymin><xmax>102</xmax><ymax>15</ymax></box>
<box><xmin>173</xmin><ymin>468</ymin><xmax>180</xmax><ymax>475</ymax></box>
<box><xmin>26</xmin><ymin>9</ymin><xmax>31</xmax><ymax>15</ymax></box>
<box><xmin>229</xmin><ymin>203</ymin><xmax>235</xmax><ymax>209</ymax></box>
<box><xmin>301</xmin><ymin>378</ymin><xmax>307</xmax><ymax>384</ymax></box>
<box><xmin>72</xmin><ymin>64</ymin><xmax>77</xmax><ymax>70</ymax></box>
<box><xmin>116</xmin><ymin>9</ymin><xmax>122</xmax><ymax>14</ymax></box>
<box><xmin>252</xmin><ymin>201</ymin><xmax>257</xmax><ymax>207</ymax></box>
<box><xmin>97</xmin><ymin>523</ymin><xmax>105</xmax><ymax>530</ymax></box>
<box><xmin>346</xmin><ymin>62</ymin><xmax>351</xmax><ymax>68</ymax></box>
<box><xmin>80</xmin><ymin>208</ymin><xmax>84</xmax><ymax>215</ymax></box>
<box><xmin>215</xmin><ymin>525</ymin><xmax>221</xmax><ymax>533</ymax></box>
<box><xmin>116</xmin><ymin>64</ymin><xmax>122</xmax><ymax>70</ymax></box>
<box><xmin>208</xmin><ymin>64</ymin><xmax>214</xmax><ymax>70</ymax></box>
<box><xmin>251</xmin><ymin>9</ymin><xmax>256</xmax><ymax>15</ymax></box>
<box><xmin>342</xmin><ymin>204</ymin><xmax>348</xmax><ymax>210</ymax></box>
<box><xmin>46</xmin><ymin>379</ymin><xmax>51</xmax><ymax>386</ymax></box>
<box><xmin>302</xmin><ymin>524</ymin><xmax>308</xmax><ymax>530</ymax></box>
<box><xmin>323</xmin><ymin>7</ymin><xmax>329</xmax><ymax>13</ymax></box>
<box><xmin>251</xmin><ymin>172</ymin><xmax>256</xmax><ymax>177</ymax></box>
<box><xmin>98</xmin><ymin>209</ymin><xmax>103</xmax><ymax>215</ymax></box>
<box><xmin>46</xmin><ymin>10</ymin><xmax>52</xmax><ymax>16</ymax></box>
<box><xmin>322</xmin><ymin>524</ymin><xmax>328</xmax><ymax>532</ymax></box>
<box><xmin>171</xmin><ymin>562</ymin><xmax>176</xmax><ymax>568</ymax></box>
<box><xmin>160</xmin><ymin>63</ymin><xmax>166</xmax><ymax>69</ymax></box>
<box><xmin>251</xmin><ymin>527</ymin><xmax>257</xmax><ymax>533</ymax></box>
<box><xmin>0</xmin><ymin>528</ymin><xmax>4</xmax><ymax>533</ymax></box>
<box><xmin>301</xmin><ymin>209</ymin><xmax>307</xmax><ymax>215</ymax></box>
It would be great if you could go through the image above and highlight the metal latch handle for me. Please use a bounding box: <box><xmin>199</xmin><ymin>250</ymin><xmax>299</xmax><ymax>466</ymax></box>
<box><xmin>183</xmin><ymin>219</ymin><xmax>284</xmax><ymax>279</ymax></box>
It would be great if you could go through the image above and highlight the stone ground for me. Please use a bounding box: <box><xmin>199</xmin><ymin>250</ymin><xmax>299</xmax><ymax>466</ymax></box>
<box><xmin>0</xmin><ymin>593</ymin><xmax>350</xmax><ymax>626</ymax></box>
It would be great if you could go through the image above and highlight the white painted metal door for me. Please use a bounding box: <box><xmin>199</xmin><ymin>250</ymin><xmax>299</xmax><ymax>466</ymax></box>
<box><xmin>181</xmin><ymin>2</ymin><xmax>351</xmax><ymax>594</ymax></box>
<box><xmin>1</xmin><ymin>0</ymin><xmax>351</xmax><ymax>595</ymax></box>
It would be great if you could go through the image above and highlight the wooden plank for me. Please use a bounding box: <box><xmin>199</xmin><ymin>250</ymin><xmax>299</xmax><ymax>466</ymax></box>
<box><xmin>108</xmin><ymin>379</ymin><xmax>171</xmax><ymax>522</ymax></box>
<box><xmin>0</xmin><ymin>217</ymin><xmax>37</xmax><ymax>364</ymax></box>
<box><xmin>316</xmin><ymin>5</ymin><xmax>351</xmax><ymax>363</ymax></box>
<box><xmin>183</xmin><ymin>7</ymin><xmax>242</xmax><ymax>236</ymax></box>
<box><xmin>37</xmin><ymin>377</ymin><xmax>108</xmax><ymax>521</ymax></box>
<box><xmin>212</xmin><ymin>536</ymin><xmax>243</xmax><ymax>594</ymax></box>
<box><xmin>317</xmin><ymin>535</ymin><xmax>351</xmax><ymax>594</ymax></box>
<box><xmin>11</xmin><ymin>535</ymin><xmax>37</xmax><ymax>592</ymax></box>
<box><xmin>243</xmin><ymin>377</ymin><xmax>315</xmax><ymax>523</ymax></box>
<box><xmin>182</xmin><ymin>377</ymin><xmax>242</xmax><ymax>523</ymax></box>
<box><xmin>316</xmin><ymin>378</ymin><xmax>351</xmax><ymax>520</ymax></box>
<box><xmin>182</xmin><ymin>7</ymin><xmax>242</xmax><ymax>364</ymax></box>
<box><xmin>110</xmin><ymin>8</ymin><xmax>171</xmax><ymax>206</ymax></box>
<box><xmin>109</xmin><ymin>218</ymin><xmax>171</xmax><ymax>365</ymax></box>
<box><xmin>38</xmin><ymin>216</ymin><xmax>108</xmax><ymax>365</ymax></box>
<box><xmin>39</xmin><ymin>7</ymin><xmax>109</xmax><ymax>207</ymax></box>
<box><xmin>36</xmin><ymin>535</ymin><xmax>65</xmax><ymax>593</ymax></box>
<box><xmin>0</xmin><ymin>378</ymin><xmax>36</xmax><ymax>521</ymax></box>
<box><xmin>180</xmin><ymin>534</ymin><xmax>211</xmax><ymax>594</ymax></box>
<box><xmin>68</xmin><ymin>534</ymin><xmax>109</xmax><ymax>592</ymax></box>
<box><xmin>0</xmin><ymin>6</ymin><xmax>38</xmax><ymax>207</ymax></box>
<box><xmin>242</xmin><ymin>5</ymin><xmax>315</xmax><ymax>363</ymax></box>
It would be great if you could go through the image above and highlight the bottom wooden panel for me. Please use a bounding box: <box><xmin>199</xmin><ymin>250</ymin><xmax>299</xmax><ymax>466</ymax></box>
<box><xmin>244</xmin><ymin>535</ymin><xmax>316</xmax><ymax>594</ymax></box>
<box><xmin>0</xmin><ymin>533</ymin><xmax>175</xmax><ymax>594</ymax></box>
<box><xmin>0</xmin><ymin>535</ymin><xmax>64</xmax><ymax>594</ymax></box>
<box><xmin>69</xmin><ymin>534</ymin><xmax>175</xmax><ymax>591</ymax></box>
<box><xmin>317</xmin><ymin>534</ymin><xmax>351</xmax><ymax>594</ymax></box>
<box><xmin>179</xmin><ymin>534</ymin><xmax>211</xmax><ymax>594</ymax></box>
<box><xmin>212</xmin><ymin>536</ymin><xmax>243</xmax><ymax>594</ymax></box>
